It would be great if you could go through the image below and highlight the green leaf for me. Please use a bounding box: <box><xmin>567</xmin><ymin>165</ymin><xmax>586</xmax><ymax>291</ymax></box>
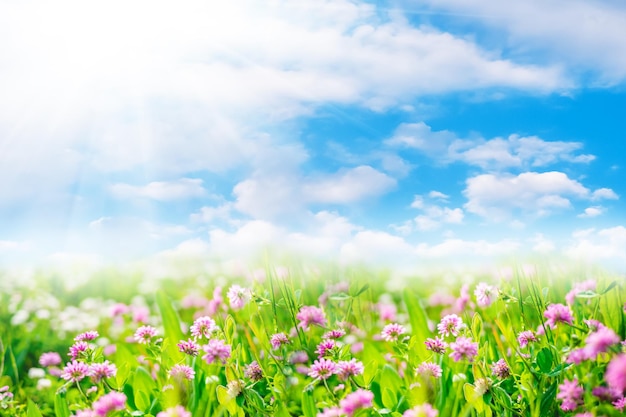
<box><xmin>301</xmin><ymin>389</ymin><xmax>317</xmax><ymax>417</ymax></box>
<box><xmin>381</xmin><ymin>387</ymin><xmax>397</xmax><ymax>410</ymax></box>
<box><xmin>133</xmin><ymin>367</ymin><xmax>155</xmax><ymax>411</ymax></box>
<box><xmin>155</xmin><ymin>290</ymin><xmax>185</xmax><ymax>365</ymax></box>
<box><xmin>536</xmin><ymin>347</ymin><xmax>553</xmax><ymax>374</ymax></box>
<box><xmin>601</xmin><ymin>281</ymin><xmax>618</xmax><ymax>295</ymax></box>
<box><xmin>224</xmin><ymin>314</ymin><xmax>236</xmax><ymax>344</ymax></box>
<box><xmin>54</xmin><ymin>390</ymin><xmax>70</xmax><ymax>417</ymax></box>
<box><xmin>471</xmin><ymin>313</ymin><xmax>483</xmax><ymax>338</ymax></box>
<box><xmin>353</xmin><ymin>283</ymin><xmax>370</xmax><ymax>297</ymax></box>
<box><xmin>402</xmin><ymin>289</ymin><xmax>429</xmax><ymax>358</ymax></box>
<box><xmin>27</xmin><ymin>400</ymin><xmax>43</xmax><ymax>417</ymax></box>
<box><xmin>380</xmin><ymin>365</ymin><xmax>403</xmax><ymax>392</ymax></box>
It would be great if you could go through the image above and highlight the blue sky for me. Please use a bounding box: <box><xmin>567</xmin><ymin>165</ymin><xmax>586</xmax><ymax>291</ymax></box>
<box><xmin>1</xmin><ymin>0</ymin><xmax>625</xmax><ymax>271</ymax></box>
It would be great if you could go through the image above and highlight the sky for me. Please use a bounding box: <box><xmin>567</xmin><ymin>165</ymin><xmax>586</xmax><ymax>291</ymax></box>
<box><xmin>1</xmin><ymin>0</ymin><xmax>625</xmax><ymax>272</ymax></box>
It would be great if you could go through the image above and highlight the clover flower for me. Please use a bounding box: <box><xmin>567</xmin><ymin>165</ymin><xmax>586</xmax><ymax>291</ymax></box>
<box><xmin>337</xmin><ymin>359</ymin><xmax>364</xmax><ymax>380</ymax></box>
<box><xmin>202</xmin><ymin>339</ymin><xmax>231</xmax><ymax>365</ymax></box>
<box><xmin>308</xmin><ymin>358</ymin><xmax>337</xmax><ymax>380</ymax></box>
<box><xmin>134</xmin><ymin>325</ymin><xmax>158</xmax><ymax>344</ymax></box>
<box><xmin>544</xmin><ymin>304</ymin><xmax>574</xmax><ymax>328</ymax></box>
<box><xmin>92</xmin><ymin>392</ymin><xmax>126</xmax><ymax>416</ymax></box>
<box><xmin>227</xmin><ymin>285</ymin><xmax>251</xmax><ymax>310</ymax></box>
<box><xmin>190</xmin><ymin>316</ymin><xmax>217</xmax><ymax>339</ymax></box>
<box><xmin>557</xmin><ymin>378</ymin><xmax>583</xmax><ymax>412</ymax></box>
<box><xmin>449</xmin><ymin>337</ymin><xmax>478</xmax><ymax>362</ymax></box>
<box><xmin>437</xmin><ymin>314</ymin><xmax>463</xmax><ymax>337</ymax></box>
<box><xmin>340</xmin><ymin>389</ymin><xmax>374</xmax><ymax>416</ymax></box>
<box><xmin>381</xmin><ymin>323</ymin><xmax>407</xmax><ymax>342</ymax></box>
<box><xmin>61</xmin><ymin>360</ymin><xmax>90</xmax><ymax>383</ymax></box>
<box><xmin>296</xmin><ymin>306</ymin><xmax>326</xmax><ymax>329</ymax></box>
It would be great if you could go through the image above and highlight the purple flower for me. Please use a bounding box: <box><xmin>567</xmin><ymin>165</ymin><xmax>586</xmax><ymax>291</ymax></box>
<box><xmin>565</xmin><ymin>348</ymin><xmax>587</xmax><ymax>365</ymax></box>
<box><xmin>177</xmin><ymin>339</ymin><xmax>200</xmax><ymax>356</ymax></box>
<box><xmin>75</xmin><ymin>331</ymin><xmax>99</xmax><ymax>342</ymax></box>
<box><xmin>61</xmin><ymin>360</ymin><xmax>90</xmax><ymax>382</ymax></box>
<box><xmin>69</xmin><ymin>341</ymin><xmax>90</xmax><ymax>360</ymax></box>
<box><xmin>544</xmin><ymin>304</ymin><xmax>574</xmax><ymax>328</ymax></box>
<box><xmin>170</xmin><ymin>365</ymin><xmax>195</xmax><ymax>380</ymax></box>
<box><xmin>270</xmin><ymin>333</ymin><xmax>290</xmax><ymax>350</ymax></box>
<box><xmin>323</xmin><ymin>329</ymin><xmax>346</xmax><ymax>340</ymax></box>
<box><xmin>157</xmin><ymin>406</ymin><xmax>192</xmax><ymax>417</ymax></box>
<box><xmin>491</xmin><ymin>359</ymin><xmax>510</xmax><ymax>379</ymax></box>
<box><xmin>381</xmin><ymin>323</ymin><xmax>407</xmax><ymax>342</ymax></box>
<box><xmin>316</xmin><ymin>339</ymin><xmax>337</xmax><ymax>358</ymax></box>
<box><xmin>134</xmin><ymin>325</ymin><xmax>158</xmax><ymax>344</ymax></box>
<box><xmin>584</xmin><ymin>327</ymin><xmax>620</xmax><ymax>360</ymax></box>
<box><xmin>592</xmin><ymin>386</ymin><xmax>620</xmax><ymax>402</ymax></box>
<box><xmin>425</xmin><ymin>337</ymin><xmax>448</xmax><ymax>354</ymax></box>
<box><xmin>190</xmin><ymin>316</ymin><xmax>217</xmax><ymax>339</ymax></box>
<box><xmin>308</xmin><ymin>358</ymin><xmax>337</xmax><ymax>380</ymax></box>
<box><xmin>437</xmin><ymin>314</ymin><xmax>463</xmax><ymax>337</ymax></box>
<box><xmin>202</xmin><ymin>339</ymin><xmax>231</xmax><ymax>365</ymax></box>
<box><xmin>517</xmin><ymin>330</ymin><xmax>537</xmax><ymax>348</ymax></box>
<box><xmin>614</xmin><ymin>397</ymin><xmax>626</xmax><ymax>412</ymax></box>
<box><xmin>337</xmin><ymin>359</ymin><xmax>364</xmax><ymax>380</ymax></box>
<box><xmin>565</xmin><ymin>280</ymin><xmax>596</xmax><ymax>305</ymax></box>
<box><xmin>557</xmin><ymin>378</ymin><xmax>583</xmax><ymax>411</ymax></box>
<box><xmin>89</xmin><ymin>361</ymin><xmax>117</xmax><ymax>383</ymax></box>
<box><xmin>92</xmin><ymin>392</ymin><xmax>126</xmax><ymax>416</ymax></box>
<box><xmin>39</xmin><ymin>352</ymin><xmax>62</xmax><ymax>367</ymax></box>
<box><xmin>227</xmin><ymin>285</ymin><xmax>251</xmax><ymax>310</ymax></box>
<box><xmin>606</xmin><ymin>354</ymin><xmax>626</xmax><ymax>393</ymax></box>
<box><xmin>449</xmin><ymin>337</ymin><xmax>478</xmax><ymax>362</ymax></box>
<box><xmin>416</xmin><ymin>362</ymin><xmax>442</xmax><ymax>378</ymax></box>
<box><xmin>474</xmin><ymin>283</ymin><xmax>498</xmax><ymax>307</ymax></box>
<box><xmin>244</xmin><ymin>361</ymin><xmax>263</xmax><ymax>381</ymax></box>
<box><xmin>339</xmin><ymin>389</ymin><xmax>374</xmax><ymax>416</ymax></box>
<box><xmin>296</xmin><ymin>306</ymin><xmax>326</xmax><ymax>329</ymax></box>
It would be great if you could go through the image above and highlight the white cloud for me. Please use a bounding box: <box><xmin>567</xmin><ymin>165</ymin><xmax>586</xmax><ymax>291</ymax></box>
<box><xmin>109</xmin><ymin>178</ymin><xmax>206</xmax><ymax>201</ymax></box>
<box><xmin>191</xmin><ymin>204</ymin><xmax>235</xmax><ymax>224</ymax></box>
<box><xmin>428</xmin><ymin>191</ymin><xmax>450</xmax><ymax>200</ymax></box>
<box><xmin>592</xmin><ymin>188</ymin><xmax>619</xmax><ymax>201</ymax></box>
<box><xmin>0</xmin><ymin>0</ymin><xmax>569</xmax><ymax>206</ymax></box>
<box><xmin>415</xmin><ymin>238</ymin><xmax>521</xmax><ymax>258</ymax></box>
<box><xmin>0</xmin><ymin>240</ymin><xmax>30</xmax><ymax>251</ymax></box>
<box><xmin>565</xmin><ymin>226</ymin><xmax>626</xmax><ymax>267</ymax></box>
<box><xmin>529</xmin><ymin>233</ymin><xmax>555</xmax><ymax>253</ymax></box>
<box><xmin>234</xmin><ymin>164</ymin><xmax>396</xmax><ymax>220</ymax></box>
<box><xmin>578</xmin><ymin>206</ymin><xmax>604</xmax><ymax>218</ymax></box>
<box><xmin>406</xmin><ymin>193</ymin><xmax>464</xmax><ymax>231</ymax></box>
<box><xmin>464</xmin><ymin>171</ymin><xmax>590</xmax><ymax>219</ymax></box>
<box><xmin>387</xmin><ymin>122</ymin><xmax>595</xmax><ymax>169</ymax></box>
<box><xmin>418</xmin><ymin>0</ymin><xmax>626</xmax><ymax>83</ymax></box>
<box><xmin>303</xmin><ymin>166</ymin><xmax>396</xmax><ymax>204</ymax></box>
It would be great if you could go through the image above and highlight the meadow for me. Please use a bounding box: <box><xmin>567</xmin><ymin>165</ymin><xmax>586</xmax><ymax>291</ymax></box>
<box><xmin>0</xmin><ymin>263</ymin><xmax>624</xmax><ymax>417</ymax></box>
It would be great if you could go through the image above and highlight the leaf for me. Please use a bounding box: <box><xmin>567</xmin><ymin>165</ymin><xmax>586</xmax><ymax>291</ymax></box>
<box><xmin>380</xmin><ymin>365</ymin><xmax>403</xmax><ymax>392</ymax></box>
<box><xmin>601</xmin><ymin>281</ymin><xmax>618</xmax><ymax>295</ymax></box>
<box><xmin>536</xmin><ymin>347</ymin><xmax>553</xmax><ymax>374</ymax></box>
<box><xmin>381</xmin><ymin>387</ymin><xmax>397</xmax><ymax>410</ymax></box>
<box><xmin>27</xmin><ymin>400</ymin><xmax>44</xmax><ymax>417</ymax></box>
<box><xmin>471</xmin><ymin>313</ymin><xmax>483</xmax><ymax>338</ymax></box>
<box><xmin>155</xmin><ymin>290</ymin><xmax>185</xmax><ymax>365</ymax></box>
<box><xmin>353</xmin><ymin>283</ymin><xmax>370</xmax><ymax>297</ymax></box>
<box><xmin>224</xmin><ymin>314</ymin><xmax>236</xmax><ymax>344</ymax></box>
<box><xmin>216</xmin><ymin>385</ymin><xmax>237</xmax><ymax>414</ymax></box>
<box><xmin>133</xmin><ymin>367</ymin><xmax>155</xmax><ymax>412</ymax></box>
<box><xmin>54</xmin><ymin>389</ymin><xmax>71</xmax><ymax>417</ymax></box>
<box><xmin>402</xmin><ymin>289</ymin><xmax>429</xmax><ymax>359</ymax></box>
<box><xmin>301</xmin><ymin>389</ymin><xmax>317</xmax><ymax>417</ymax></box>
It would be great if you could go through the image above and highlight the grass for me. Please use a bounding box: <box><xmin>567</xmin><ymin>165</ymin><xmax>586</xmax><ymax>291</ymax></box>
<box><xmin>0</xmin><ymin>262</ymin><xmax>624</xmax><ymax>416</ymax></box>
